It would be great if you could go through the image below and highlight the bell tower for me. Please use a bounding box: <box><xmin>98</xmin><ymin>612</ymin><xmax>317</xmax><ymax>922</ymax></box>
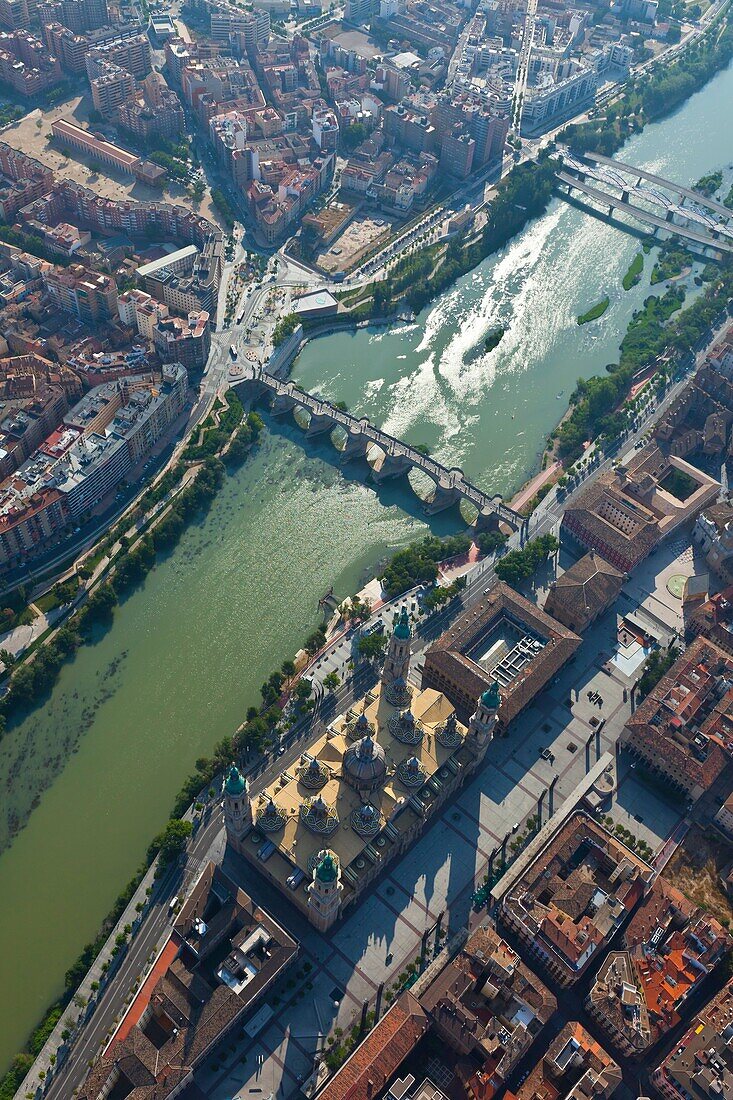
<box><xmin>223</xmin><ymin>763</ymin><xmax>252</xmax><ymax>852</ymax></box>
<box><xmin>307</xmin><ymin>849</ymin><xmax>343</xmax><ymax>931</ymax></box>
<box><xmin>466</xmin><ymin>681</ymin><xmax>500</xmax><ymax>760</ymax></box>
<box><xmin>382</xmin><ymin>606</ymin><xmax>412</xmax><ymax>688</ymax></box>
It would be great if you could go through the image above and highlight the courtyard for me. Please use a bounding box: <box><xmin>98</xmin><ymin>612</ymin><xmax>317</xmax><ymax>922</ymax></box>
<box><xmin>201</xmin><ymin>592</ymin><xmax>685</xmax><ymax>1100</ymax></box>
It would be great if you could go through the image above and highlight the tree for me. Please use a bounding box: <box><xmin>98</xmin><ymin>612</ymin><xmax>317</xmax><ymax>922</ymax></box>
<box><xmin>358</xmin><ymin>633</ymin><xmax>387</xmax><ymax>662</ymax></box>
<box><xmin>152</xmin><ymin>819</ymin><xmax>193</xmax><ymax>863</ymax></box>
<box><xmin>295</xmin><ymin>678</ymin><xmax>313</xmax><ymax>701</ymax></box>
<box><xmin>476</xmin><ymin>530</ymin><xmax>507</xmax><ymax>555</ymax></box>
<box><xmin>0</xmin><ymin>647</ymin><xmax>15</xmax><ymax>670</ymax></box>
<box><xmin>340</xmin><ymin>596</ymin><xmax>371</xmax><ymax>623</ymax></box>
<box><xmin>281</xmin><ymin>658</ymin><xmax>296</xmax><ymax>680</ymax></box>
<box><xmin>324</xmin><ymin>671</ymin><xmax>340</xmax><ymax>691</ymax></box>
<box><xmin>305</xmin><ymin>627</ymin><xmax>326</xmax><ymax>656</ymax></box>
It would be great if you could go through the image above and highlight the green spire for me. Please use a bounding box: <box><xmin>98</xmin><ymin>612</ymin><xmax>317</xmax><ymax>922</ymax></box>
<box><xmin>481</xmin><ymin>681</ymin><xmax>501</xmax><ymax>710</ymax></box>
<box><xmin>224</xmin><ymin>763</ymin><xmax>246</xmax><ymax>797</ymax></box>
<box><xmin>316</xmin><ymin>851</ymin><xmax>338</xmax><ymax>883</ymax></box>
<box><xmin>393</xmin><ymin>606</ymin><xmax>411</xmax><ymax>641</ymax></box>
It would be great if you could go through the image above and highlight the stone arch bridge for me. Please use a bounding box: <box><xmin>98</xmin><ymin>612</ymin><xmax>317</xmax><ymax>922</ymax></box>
<box><xmin>234</xmin><ymin>366</ymin><xmax>525</xmax><ymax>531</ymax></box>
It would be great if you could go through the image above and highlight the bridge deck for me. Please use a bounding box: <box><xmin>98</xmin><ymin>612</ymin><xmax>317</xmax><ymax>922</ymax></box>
<box><xmin>585</xmin><ymin>152</ymin><xmax>732</xmax><ymax>220</ymax></box>
<box><xmin>555</xmin><ymin>171</ymin><xmax>733</xmax><ymax>253</ymax></box>
<box><xmin>240</xmin><ymin>371</ymin><xmax>523</xmax><ymax>526</ymax></box>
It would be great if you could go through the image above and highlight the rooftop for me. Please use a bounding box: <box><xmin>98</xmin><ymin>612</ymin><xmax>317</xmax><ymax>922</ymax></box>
<box><xmin>623</xmin><ymin>636</ymin><xmax>733</xmax><ymax>796</ymax></box>
<box><xmin>243</xmin><ymin>681</ymin><xmax>471</xmax><ymax>899</ymax></box>
<box><xmin>501</xmin><ymin>811</ymin><xmax>653</xmax><ymax>985</ymax></box>
<box><xmin>423</xmin><ymin>581</ymin><xmax>581</xmax><ymax>723</ymax></box>
<box><xmin>78</xmin><ymin>863</ymin><xmax>298</xmax><ymax>1100</ymax></box>
<box><xmin>543</xmin><ymin>551</ymin><xmax>625</xmax><ymax>634</ymax></box>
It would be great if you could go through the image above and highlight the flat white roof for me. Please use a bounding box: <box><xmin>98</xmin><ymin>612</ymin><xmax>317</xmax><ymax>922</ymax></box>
<box><xmin>137</xmin><ymin>244</ymin><xmax>198</xmax><ymax>277</ymax></box>
<box><xmin>293</xmin><ymin>289</ymin><xmax>338</xmax><ymax>313</ymax></box>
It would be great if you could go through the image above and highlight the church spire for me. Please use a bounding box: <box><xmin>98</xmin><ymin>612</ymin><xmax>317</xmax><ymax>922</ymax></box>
<box><xmin>382</xmin><ymin>605</ymin><xmax>412</xmax><ymax>691</ymax></box>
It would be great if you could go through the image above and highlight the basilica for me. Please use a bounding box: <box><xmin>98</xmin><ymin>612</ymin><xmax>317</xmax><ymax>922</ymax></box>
<box><xmin>223</xmin><ymin>608</ymin><xmax>499</xmax><ymax>931</ymax></box>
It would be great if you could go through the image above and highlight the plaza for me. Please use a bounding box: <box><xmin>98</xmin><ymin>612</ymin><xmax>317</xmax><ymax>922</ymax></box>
<box><xmin>201</xmin><ymin>590</ymin><xmax>686</xmax><ymax>1100</ymax></box>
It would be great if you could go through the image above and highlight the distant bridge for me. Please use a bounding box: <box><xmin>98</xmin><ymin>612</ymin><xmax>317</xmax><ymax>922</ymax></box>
<box><xmin>235</xmin><ymin>365</ymin><xmax>525</xmax><ymax>531</ymax></box>
<box><xmin>554</xmin><ymin>150</ymin><xmax>733</xmax><ymax>255</ymax></box>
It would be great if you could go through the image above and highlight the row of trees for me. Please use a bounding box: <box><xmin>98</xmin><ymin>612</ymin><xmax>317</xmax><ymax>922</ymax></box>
<box><xmin>379</xmin><ymin>533</ymin><xmax>472</xmax><ymax>597</ymax></box>
<box><xmin>563</xmin><ymin>14</ymin><xmax>733</xmax><ymax>156</ymax></box>
<box><xmin>354</xmin><ymin>157</ymin><xmax>558</xmax><ymax>323</ymax></box>
<box><xmin>494</xmin><ymin>534</ymin><xmax>559</xmax><ymax>587</ymax></box>
<box><xmin>272</xmin><ymin>313</ymin><xmax>300</xmax><ymax>347</ymax></box>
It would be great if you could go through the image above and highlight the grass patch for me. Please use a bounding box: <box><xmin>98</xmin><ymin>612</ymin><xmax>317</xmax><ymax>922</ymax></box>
<box><xmin>622</xmin><ymin>252</ymin><xmax>644</xmax><ymax>291</ymax></box>
<box><xmin>577</xmin><ymin>297</ymin><xmax>610</xmax><ymax>325</ymax></box>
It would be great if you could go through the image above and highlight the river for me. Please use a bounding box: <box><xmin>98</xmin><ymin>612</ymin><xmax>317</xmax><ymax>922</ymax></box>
<box><xmin>1</xmin><ymin>58</ymin><xmax>733</xmax><ymax>1073</ymax></box>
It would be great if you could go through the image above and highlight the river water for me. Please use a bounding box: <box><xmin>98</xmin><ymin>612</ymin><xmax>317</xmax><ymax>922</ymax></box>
<box><xmin>1</xmin><ymin>60</ymin><xmax>733</xmax><ymax>1072</ymax></box>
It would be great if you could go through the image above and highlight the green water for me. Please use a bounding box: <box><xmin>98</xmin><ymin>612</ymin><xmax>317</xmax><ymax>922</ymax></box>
<box><xmin>2</xmin><ymin>58</ymin><xmax>733</xmax><ymax>1072</ymax></box>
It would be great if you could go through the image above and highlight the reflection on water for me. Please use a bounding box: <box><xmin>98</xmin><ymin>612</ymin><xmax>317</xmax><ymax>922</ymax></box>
<box><xmin>1</xmin><ymin>57</ymin><xmax>733</xmax><ymax>1073</ymax></box>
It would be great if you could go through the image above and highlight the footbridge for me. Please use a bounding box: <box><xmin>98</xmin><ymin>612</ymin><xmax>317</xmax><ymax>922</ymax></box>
<box><xmin>553</xmin><ymin>149</ymin><xmax>733</xmax><ymax>254</ymax></box>
<box><xmin>235</xmin><ymin>366</ymin><xmax>524</xmax><ymax>530</ymax></box>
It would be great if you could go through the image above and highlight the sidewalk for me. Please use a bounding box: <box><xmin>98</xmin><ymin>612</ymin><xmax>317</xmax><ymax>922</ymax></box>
<box><xmin>510</xmin><ymin>461</ymin><xmax>561</xmax><ymax>512</ymax></box>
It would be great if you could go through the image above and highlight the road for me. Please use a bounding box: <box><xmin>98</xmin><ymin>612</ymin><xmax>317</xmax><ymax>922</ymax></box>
<box><xmin>31</xmin><ymin>6</ymin><xmax>733</xmax><ymax>1089</ymax></box>
<box><xmin>45</xmin><ymin>296</ymin><xmax>730</xmax><ymax>1098</ymax></box>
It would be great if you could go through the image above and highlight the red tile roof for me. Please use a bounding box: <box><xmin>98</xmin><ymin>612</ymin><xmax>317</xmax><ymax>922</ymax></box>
<box><xmin>317</xmin><ymin>993</ymin><xmax>429</xmax><ymax>1100</ymax></box>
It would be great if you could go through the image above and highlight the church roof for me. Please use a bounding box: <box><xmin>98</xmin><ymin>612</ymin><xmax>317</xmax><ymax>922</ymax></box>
<box><xmin>393</xmin><ymin>606</ymin><xmax>411</xmax><ymax>640</ymax></box>
<box><xmin>344</xmin><ymin>734</ymin><xmax>387</xmax><ymax>783</ymax></box>
<box><xmin>224</xmin><ymin>763</ymin><xmax>246</xmax><ymax>797</ymax></box>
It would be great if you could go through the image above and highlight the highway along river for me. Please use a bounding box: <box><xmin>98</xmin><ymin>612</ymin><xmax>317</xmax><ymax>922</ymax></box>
<box><xmin>1</xmin><ymin>58</ymin><xmax>733</xmax><ymax>1071</ymax></box>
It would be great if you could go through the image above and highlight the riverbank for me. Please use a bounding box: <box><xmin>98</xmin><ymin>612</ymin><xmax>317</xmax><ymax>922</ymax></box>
<box><xmin>3</xmin><ymin>44</ymin><xmax>733</xmax><ymax>1086</ymax></box>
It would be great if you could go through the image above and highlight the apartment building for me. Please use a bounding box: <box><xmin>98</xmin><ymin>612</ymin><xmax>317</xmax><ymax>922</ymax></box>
<box><xmin>0</xmin><ymin>29</ymin><xmax>63</xmax><ymax>95</ymax></box>
<box><xmin>42</xmin><ymin>262</ymin><xmax>118</xmax><ymax>324</ymax></box>
<box><xmin>621</xmin><ymin>637</ymin><xmax>733</xmax><ymax>802</ymax></box>
<box><xmin>37</xmin><ymin>0</ymin><xmax>108</xmax><ymax>33</ymax></box>
<box><xmin>0</xmin><ymin>143</ymin><xmax>54</xmax><ymax>222</ymax></box>
<box><xmin>0</xmin><ymin>487</ymin><xmax>71</xmax><ymax>568</ymax></box>
<box><xmin>89</xmin><ymin>60</ymin><xmax>137</xmax><ymax>117</ymax></box>
<box><xmin>116</xmin><ymin>74</ymin><xmax>184</xmax><ymax>140</ymax></box>
<box><xmin>117</xmin><ymin>288</ymin><xmax>169</xmax><ymax>339</ymax></box>
<box><xmin>152</xmin><ymin>310</ymin><xmax>210</xmax><ymax>372</ymax></box>
<box><xmin>85</xmin><ymin>31</ymin><xmax>152</xmax><ymax>79</ymax></box>
<box><xmin>0</xmin><ymin>0</ymin><xmax>31</xmax><ymax>31</ymax></box>
<box><xmin>209</xmin><ymin>3</ymin><xmax>270</xmax><ymax>51</ymax></box>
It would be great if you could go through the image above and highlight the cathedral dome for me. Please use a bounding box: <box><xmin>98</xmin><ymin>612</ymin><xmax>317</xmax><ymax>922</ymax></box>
<box><xmin>480</xmin><ymin>680</ymin><xmax>501</xmax><ymax>710</ymax></box>
<box><xmin>343</xmin><ymin>734</ymin><xmax>387</xmax><ymax>787</ymax></box>
<box><xmin>315</xmin><ymin>850</ymin><xmax>339</xmax><ymax>882</ymax></box>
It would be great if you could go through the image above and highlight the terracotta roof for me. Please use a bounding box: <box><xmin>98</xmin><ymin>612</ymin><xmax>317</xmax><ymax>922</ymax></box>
<box><xmin>317</xmin><ymin>993</ymin><xmax>429</xmax><ymax>1100</ymax></box>
<box><xmin>78</xmin><ymin>864</ymin><xmax>298</xmax><ymax>1100</ymax></box>
<box><xmin>422</xmin><ymin>582</ymin><xmax>580</xmax><ymax>724</ymax></box>
<box><xmin>543</xmin><ymin>551</ymin><xmax>624</xmax><ymax>633</ymax></box>
<box><xmin>623</xmin><ymin>636</ymin><xmax>733</xmax><ymax>795</ymax></box>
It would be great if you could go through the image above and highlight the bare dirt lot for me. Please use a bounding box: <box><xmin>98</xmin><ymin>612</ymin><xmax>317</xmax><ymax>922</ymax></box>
<box><xmin>666</xmin><ymin>825</ymin><xmax>733</xmax><ymax>924</ymax></box>
<box><xmin>0</xmin><ymin>93</ymin><xmax>229</xmax><ymax>232</ymax></box>
<box><xmin>315</xmin><ymin>209</ymin><xmax>399</xmax><ymax>273</ymax></box>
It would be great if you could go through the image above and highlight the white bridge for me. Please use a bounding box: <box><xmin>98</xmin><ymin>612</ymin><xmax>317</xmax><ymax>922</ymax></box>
<box><xmin>554</xmin><ymin>150</ymin><xmax>733</xmax><ymax>254</ymax></box>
